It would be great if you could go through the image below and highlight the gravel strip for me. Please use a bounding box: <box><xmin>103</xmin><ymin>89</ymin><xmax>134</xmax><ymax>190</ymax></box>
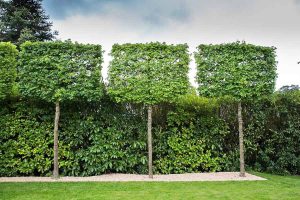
<box><xmin>0</xmin><ymin>172</ymin><xmax>266</xmax><ymax>182</ymax></box>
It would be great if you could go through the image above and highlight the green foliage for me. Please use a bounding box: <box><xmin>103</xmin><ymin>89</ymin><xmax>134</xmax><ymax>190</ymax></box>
<box><xmin>59</xmin><ymin>100</ymin><xmax>148</xmax><ymax>176</ymax></box>
<box><xmin>154</xmin><ymin>99</ymin><xmax>230</xmax><ymax>174</ymax></box>
<box><xmin>0</xmin><ymin>100</ymin><xmax>72</xmax><ymax>176</ymax></box>
<box><xmin>17</xmin><ymin>27</ymin><xmax>38</xmax><ymax>44</ymax></box>
<box><xmin>176</xmin><ymin>93</ymin><xmax>218</xmax><ymax>114</ymax></box>
<box><xmin>0</xmin><ymin>0</ymin><xmax>57</xmax><ymax>44</ymax></box>
<box><xmin>108</xmin><ymin>42</ymin><xmax>190</xmax><ymax>105</ymax></box>
<box><xmin>0</xmin><ymin>39</ymin><xmax>297</xmax><ymax>177</ymax></box>
<box><xmin>0</xmin><ymin>42</ymin><xmax>18</xmax><ymax>100</ymax></box>
<box><xmin>195</xmin><ymin>41</ymin><xmax>277</xmax><ymax>100</ymax></box>
<box><xmin>244</xmin><ymin>90</ymin><xmax>300</xmax><ymax>175</ymax></box>
<box><xmin>0</xmin><ymin>91</ymin><xmax>299</xmax><ymax>176</ymax></box>
<box><xmin>18</xmin><ymin>41</ymin><xmax>104</xmax><ymax>103</ymax></box>
<box><xmin>0</xmin><ymin>98</ymin><xmax>148</xmax><ymax>176</ymax></box>
<box><xmin>279</xmin><ymin>84</ymin><xmax>299</xmax><ymax>92</ymax></box>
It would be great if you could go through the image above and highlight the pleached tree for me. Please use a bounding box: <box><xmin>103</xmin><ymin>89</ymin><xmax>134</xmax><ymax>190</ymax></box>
<box><xmin>195</xmin><ymin>41</ymin><xmax>277</xmax><ymax>177</ymax></box>
<box><xmin>18</xmin><ymin>41</ymin><xmax>104</xmax><ymax>178</ymax></box>
<box><xmin>108</xmin><ymin>42</ymin><xmax>190</xmax><ymax>178</ymax></box>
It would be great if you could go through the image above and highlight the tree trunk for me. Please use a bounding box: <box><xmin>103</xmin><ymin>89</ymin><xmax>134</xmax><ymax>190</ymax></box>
<box><xmin>53</xmin><ymin>101</ymin><xmax>60</xmax><ymax>179</ymax></box>
<box><xmin>147</xmin><ymin>105</ymin><xmax>153</xmax><ymax>178</ymax></box>
<box><xmin>238</xmin><ymin>102</ymin><xmax>245</xmax><ymax>177</ymax></box>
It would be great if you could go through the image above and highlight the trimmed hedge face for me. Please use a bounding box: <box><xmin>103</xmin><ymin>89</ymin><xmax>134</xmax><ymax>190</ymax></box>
<box><xmin>195</xmin><ymin>42</ymin><xmax>277</xmax><ymax>101</ymax></box>
<box><xmin>243</xmin><ymin>91</ymin><xmax>300</xmax><ymax>175</ymax></box>
<box><xmin>0</xmin><ymin>99</ymin><xmax>148</xmax><ymax>176</ymax></box>
<box><xmin>1</xmin><ymin>91</ymin><xmax>299</xmax><ymax>176</ymax></box>
<box><xmin>108</xmin><ymin>42</ymin><xmax>190</xmax><ymax>105</ymax></box>
<box><xmin>0</xmin><ymin>42</ymin><xmax>18</xmax><ymax>100</ymax></box>
<box><xmin>18</xmin><ymin>41</ymin><xmax>104</xmax><ymax>103</ymax></box>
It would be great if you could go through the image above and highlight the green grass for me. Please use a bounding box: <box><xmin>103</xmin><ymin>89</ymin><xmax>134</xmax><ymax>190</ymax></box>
<box><xmin>0</xmin><ymin>172</ymin><xmax>299</xmax><ymax>200</ymax></box>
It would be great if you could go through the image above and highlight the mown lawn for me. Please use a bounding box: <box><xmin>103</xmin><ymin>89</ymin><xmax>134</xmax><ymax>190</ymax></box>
<box><xmin>0</xmin><ymin>172</ymin><xmax>299</xmax><ymax>200</ymax></box>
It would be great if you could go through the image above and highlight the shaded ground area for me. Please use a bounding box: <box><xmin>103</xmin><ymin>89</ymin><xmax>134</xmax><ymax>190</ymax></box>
<box><xmin>0</xmin><ymin>172</ymin><xmax>299</xmax><ymax>200</ymax></box>
<box><xmin>0</xmin><ymin>172</ymin><xmax>265</xmax><ymax>182</ymax></box>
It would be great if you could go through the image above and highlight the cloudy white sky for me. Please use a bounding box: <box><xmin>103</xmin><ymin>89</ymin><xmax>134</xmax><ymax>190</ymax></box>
<box><xmin>43</xmin><ymin>0</ymin><xmax>300</xmax><ymax>89</ymax></box>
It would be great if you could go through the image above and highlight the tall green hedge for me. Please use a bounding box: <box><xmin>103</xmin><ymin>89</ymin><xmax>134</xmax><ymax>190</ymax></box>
<box><xmin>0</xmin><ymin>98</ymin><xmax>148</xmax><ymax>176</ymax></box>
<box><xmin>243</xmin><ymin>90</ymin><xmax>300</xmax><ymax>174</ymax></box>
<box><xmin>1</xmin><ymin>90</ymin><xmax>299</xmax><ymax>176</ymax></box>
<box><xmin>154</xmin><ymin>97</ymin><xmax>230</xmax><ymax>174</ymax></box>
<box><xmin>0</xmin><ymin>42</ymin><xmax>18</xmax><ymax>100</ymax></box>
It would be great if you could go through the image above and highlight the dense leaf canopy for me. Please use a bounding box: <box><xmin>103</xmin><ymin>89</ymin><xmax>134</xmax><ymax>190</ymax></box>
<box><xmin>0</xmin><ymin>42</ymin><xmax>17</xmax><ymax>100</ymax></box>
<box><xmin>195</xmin><ymin>42</ymin><xmax>277</xmax><ymax>100</ymax></box>
<box><xmin>18</xmin><ymin>41</ymin><xmax>104</xmax><ymax>103</ymax></box>
<box><xmin>108</xmin><ymin>42</ymin><xmax>190</xmax><ymax>105</ymax></box>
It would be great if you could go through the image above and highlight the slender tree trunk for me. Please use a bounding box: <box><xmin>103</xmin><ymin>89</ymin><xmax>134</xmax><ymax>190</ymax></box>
<box><xmin>53</xmin><ymin>101</ymin><xmax>60</xmax><ymax>179</ymax></box>
<box><xmin>238</xmin><ymin>102</ymin><xmax>245</xmax><ymax>177</ymax></box>
<box><xmin>147</xmin><ymin>105</ymin><xmax>153</xmax><ymax>178</ymax></box>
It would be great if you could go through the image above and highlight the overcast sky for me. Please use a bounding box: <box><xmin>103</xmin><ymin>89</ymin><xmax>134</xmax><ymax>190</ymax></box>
<box><xmin>43</xmin><ymin>0</ymin><xmax>300</xmax><ymax>89</ymax></box>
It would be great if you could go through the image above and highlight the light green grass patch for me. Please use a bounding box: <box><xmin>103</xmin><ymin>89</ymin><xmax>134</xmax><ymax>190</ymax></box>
<box><xmin>0</xmin><ymin>172</ymin><xmax>299</xmax><ymax>200</ymax></box>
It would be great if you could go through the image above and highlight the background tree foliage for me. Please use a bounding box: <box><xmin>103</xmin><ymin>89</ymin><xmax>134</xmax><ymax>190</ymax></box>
<box><xmin>18</xmin><ymin>40</ymin><xmax>104</xmax><ymax>177</ymax></box>
<box><xmin>0</xmin><ymin>0</ymin><xmax>57</xmax><ymax>45</ymax></box>
<box><xmin>108</xmin><ymin>42</ymin><xmax>190</xmax><ymax>177</ymax></box>
<box><xmin>194</xmin><ymin>41</ymin><xmax>277</xmax><ymax>176</ymax></box>
<box><xmin>0</xmin><ymin>42</ymin><xmax>17</xmax><ymax>100</ymax></box>
<box><xmin>279</xmin><ymin>85</ymin><xmax>299</xmax><ymax>92</ymax></box>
